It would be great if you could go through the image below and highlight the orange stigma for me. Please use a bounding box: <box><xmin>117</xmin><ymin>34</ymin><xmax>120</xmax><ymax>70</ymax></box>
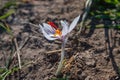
<box><xmin>54</xmin><ymin>29</ymin><xmax>62</xmax><ymax>37</ymax></box>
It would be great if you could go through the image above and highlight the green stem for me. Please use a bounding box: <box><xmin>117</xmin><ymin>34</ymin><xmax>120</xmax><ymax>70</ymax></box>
<box><xmin>55</xmin><ymin>41</ymin><xmax>65</xmax><ymax>76</ymax></box>
<box><xmin>85</xmin><ymin>24</ymin><xmax>120</xmax><ymax>29</ymax></box>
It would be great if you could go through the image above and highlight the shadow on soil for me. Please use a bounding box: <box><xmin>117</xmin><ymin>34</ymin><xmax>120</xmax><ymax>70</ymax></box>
<box><xmin>85</xmin><ymin>20</ymin><xmax>120</xmax><ymax>79</ymax></box>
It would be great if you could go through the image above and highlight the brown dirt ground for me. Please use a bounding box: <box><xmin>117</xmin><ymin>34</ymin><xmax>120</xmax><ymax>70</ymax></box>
<box><xmin>0</xmin><ymin>0</ymin><xmax>120</xmax><ymax>80</ymax></box>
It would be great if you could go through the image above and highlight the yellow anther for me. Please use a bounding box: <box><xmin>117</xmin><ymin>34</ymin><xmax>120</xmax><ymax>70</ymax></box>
<box><xmin>54</xmin><ymin>29</ymin><xmax>61</xmax><ymax>37</ymax></box>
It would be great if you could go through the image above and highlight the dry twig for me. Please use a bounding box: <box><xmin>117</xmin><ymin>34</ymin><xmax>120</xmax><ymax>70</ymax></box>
<box><xmin>13</xmin><ymin>37</ymin><xmax>30</xmax><ymax>69</ymax></box>
<box><xmin>46</xmin><ymin>48</ymin><xmax>72</xmax><ymax>54</ymax></box>
<box><xmin>13</xmin><ymin>38</ymin><xmax>21</xmax><ymax>69</ymax></box>
<box><xmin>13</xmin><ymin>37</ymin><xmax>30</xmax><ymax>57</ymax></box>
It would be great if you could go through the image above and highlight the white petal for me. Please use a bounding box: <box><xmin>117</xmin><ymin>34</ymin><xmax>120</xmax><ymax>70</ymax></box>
<box><xmin>63</xmin><ymin>20</ymin><xmax>69</xmax><ymax>26</ymax></box>
<box><xmin>39</xmin><ymin>24</ymin><xmax>57</xmax><ymax>40</ymax></box>
<box><xmin>43</xmin><ymin>23</ymin><xmax>55</xmax><ymax>34</ymax></box>
<box><xmin>68</xmin><ymin>15</ymin><xmax>80</xmax><ymax>33</ymax></box>
<box><xmin>61</xmin><ymin>20</ymin><xmax>69</xmax><ymax>36</ymax></box>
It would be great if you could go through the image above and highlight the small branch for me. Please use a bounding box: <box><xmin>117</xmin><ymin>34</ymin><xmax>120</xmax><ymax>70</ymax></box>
<box><xmin>21</xmin><ymin>22</ymin><xmax>39</xmax><ymax>28</ymax></box>
<box><xmin>13</xmin><ymin>37</ymin><xmax>30</xmax><ymax>57</ymax></box>
<box><xmin>46</xmin><ymin>46</ymin><xmax>82</xmax><ymax>54</ymax></box>
<box><xmin>13</xmin><ymin>37</ymin><xmax>30</xmax><ymax>69</ymax></box>
<box><xmin>13</xmin><ymin>38</ymin><xmax>21</xmax><ymax>69</ymax></box>
<box><xmin>46</xmin><ymin>48</ymin><xmax>72</xmax><ymax>54</ymax></box>
<box><xmin>21</xmin><ymin>57</ymin><xmax>41</xmax><ymax>68</ymax></box>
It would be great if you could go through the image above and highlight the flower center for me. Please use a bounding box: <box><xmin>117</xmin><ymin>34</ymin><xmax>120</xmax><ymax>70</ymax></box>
<box><xmin>54</xmin><ymin>29</ymin><xmax>62</xmax><ymax>37</ymax></box>
<box><xmin>47</xmin><ymin>21</ymin><xmax>61</xmax><ymax>37</ymax></box>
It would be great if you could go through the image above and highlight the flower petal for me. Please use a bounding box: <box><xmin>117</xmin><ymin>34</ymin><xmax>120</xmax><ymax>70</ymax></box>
<box><xmin>68</xmin><ymin>15</ymin><xmax>80</xmax><ymax>33</ymax></box>
<box><xmin>43</xmin><ymin>23</ymin><xmax>55</xmax><ymax>34</ymax></box>
<box><xmin>61</xmin><ymin>20</ymin><xmax>69</xmax><ymax>36</ymax></box>
<box><xmin>39</xmin><ymin>24</ymin><xmax>57</xmax><ymax>40</ymax></box>
<box><xmin>63</xmin><ymin>20</ymin><xmax>69</xmax><ymax>26</ymax></box>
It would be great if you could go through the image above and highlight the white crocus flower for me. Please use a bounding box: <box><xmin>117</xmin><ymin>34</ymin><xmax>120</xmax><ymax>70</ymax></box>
<box><xmin>39</xmin><ymin>15</ymin><xmax>80</xmax><ymax>41</ymax></box>
<box><xmin>39</xmin><ymin>15</ymin><xmax>80</xmax><ymax>76</ymax></box>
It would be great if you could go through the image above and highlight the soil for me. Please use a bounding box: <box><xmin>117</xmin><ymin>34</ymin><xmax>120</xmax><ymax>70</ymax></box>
<box><xmin>0</xmin><ymin>0</ymin><xmax>120</xmax><ymax>80</ymax></box>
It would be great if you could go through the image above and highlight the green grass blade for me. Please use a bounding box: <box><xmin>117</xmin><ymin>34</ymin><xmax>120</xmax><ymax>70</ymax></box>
<box><xmin>0</xmin><ymin>9</ymin><xmax>15</xmax><ymax>20</ymax></box>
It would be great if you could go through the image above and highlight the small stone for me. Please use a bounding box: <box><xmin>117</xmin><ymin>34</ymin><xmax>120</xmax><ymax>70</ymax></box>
<box><xmin>86</xmin><ymin>59</ymin><xmax>96</xmax><ymax>67</ymax></box>
<box><xmin>85</xmin><ymin>76</ymin><xmax>91</xmax><ymax>80</ymax></box>
<box><xmin>21</xmin><ymin>9</ymin><xmax>30</xmax><ymax>15</ymax></box>
<box><xmin>81</xmin><ymin>72</ymin><xmax>87</xmax><ymax>78</ymax></box>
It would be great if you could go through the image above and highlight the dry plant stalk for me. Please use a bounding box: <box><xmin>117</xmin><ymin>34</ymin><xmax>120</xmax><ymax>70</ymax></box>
<box><xmin>13</xmin><ymin>38</ymin><xmax>21</xmax><ymax>69</ymax></box>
